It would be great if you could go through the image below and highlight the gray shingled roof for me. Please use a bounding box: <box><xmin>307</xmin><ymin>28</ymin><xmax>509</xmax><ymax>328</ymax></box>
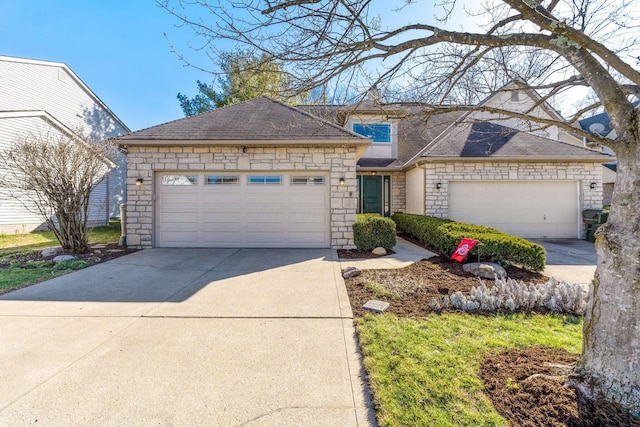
<box><xmin>119</xmin><ymin>97</ymin><xmax>368</xmax><ymax>143</ymax></box>
<box><xmin>423</xmin><ymin>121</ymin><xmax>611</xmax><ymax>159</ymax></box>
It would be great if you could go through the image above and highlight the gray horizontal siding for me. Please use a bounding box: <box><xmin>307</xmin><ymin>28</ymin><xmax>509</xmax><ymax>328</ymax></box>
<box><xmin>0</xmin><ymin>58</ymin><xmax>129</xmax><ymax>219</ymax></box>
<box><xmin>0</xmin><ymin>116</ymin><xmax>109</xmax><ymax>233</ymax></box>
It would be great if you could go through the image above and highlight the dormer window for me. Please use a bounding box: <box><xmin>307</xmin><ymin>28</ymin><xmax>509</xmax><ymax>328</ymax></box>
<box><xmin>353</xmin><ymin>123</ymin><xmax>391</xmax><ymax>143</ymax></box>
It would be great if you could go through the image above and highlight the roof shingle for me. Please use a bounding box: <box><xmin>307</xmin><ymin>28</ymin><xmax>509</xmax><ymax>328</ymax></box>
<box><xmin>119</xmin><ymin>97</ymin><xmax>368</xmax><ymax>143</ymax></box>
<box><xmin>423</xmin><ymin>121</ymin><xmax>611</xmax><ymax>159</ymax></box>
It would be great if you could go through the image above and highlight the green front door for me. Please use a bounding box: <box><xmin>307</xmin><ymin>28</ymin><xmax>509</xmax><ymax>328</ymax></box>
<box><xmin>362</xmin><ymin>175</ymin><xmax>383</xmax><ymax>215</ymax></box>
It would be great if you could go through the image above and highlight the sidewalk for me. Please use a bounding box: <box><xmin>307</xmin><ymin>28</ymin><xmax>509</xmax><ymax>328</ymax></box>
<box><xmin>339</xmin><ymin>237</ymin><xmax>437</xmax><ymax>270</ymax></box>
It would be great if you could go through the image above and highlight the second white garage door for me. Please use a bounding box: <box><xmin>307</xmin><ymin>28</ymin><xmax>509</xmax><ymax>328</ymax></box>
<box><xmin>157</xmin><ymin>172</ymin><xmax>330</xmax><ymax>248</ymax></box>
<box><xmin>448</xmin><ymin>181</ymin><xmax>580</xmax><ymax>238</ymax></box>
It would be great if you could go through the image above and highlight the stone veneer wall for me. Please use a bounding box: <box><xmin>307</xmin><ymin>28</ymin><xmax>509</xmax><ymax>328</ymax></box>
<box><xmin>391</xmin><ymin>171</ymin><xmax>406</xmax><ymax>213</ymax></box>
<box><xmin>125</xmin><ymin>145</ymin><xmax>358</xmax><ymax>249</ymax></box>
<box><xmin>424</xmin><ymin>161</ymin><xmax>604</xmax><ymax>236</ymax></box>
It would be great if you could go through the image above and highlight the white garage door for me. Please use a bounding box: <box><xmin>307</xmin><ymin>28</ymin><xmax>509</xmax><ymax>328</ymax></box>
<box><xmin>448</xmin><ymin>181</ymin><xmax>580</xmax><ymax>238</ymax></box>
<box><xmin>157</xmin><ymin>172</ymin><xmax>330</xmax><ymax>248</ymax></box>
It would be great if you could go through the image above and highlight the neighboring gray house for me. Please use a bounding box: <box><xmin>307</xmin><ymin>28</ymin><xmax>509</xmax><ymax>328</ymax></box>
<box><xmin>0</xmin><ymin>56</ymin><xmax>129</xmax><ymax>234</ymax></box>
<box><xmin>119</xmin><ymin>83</ymin><xmax>612</xmax><ymax>250</ymax></box>
<box><xmin>577</xmin><ymin>105</ymin><xmax>636</xmax><ymax>206</ymax></box>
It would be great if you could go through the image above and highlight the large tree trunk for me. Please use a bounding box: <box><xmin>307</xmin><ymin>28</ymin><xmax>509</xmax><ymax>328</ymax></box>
<box><xmin>574</xmin><ymin>137</ymin><xmax>640</xmax><ymax>412</ymax></box>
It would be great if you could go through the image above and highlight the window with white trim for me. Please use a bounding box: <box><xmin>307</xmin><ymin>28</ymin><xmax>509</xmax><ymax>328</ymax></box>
<box><xmin>352</xmin><ymin>123</ymin><xmax>391</xmax><ymax>143</ymax></box>
<box><xmin>290</xmin><ymin>175</ymin><xmax>325</xmax><ymax>185</ymax></box>
<box><xmin>248</xmin><ymin>175</ymin><xmax>283</xmax><ymax>185</ymax></box>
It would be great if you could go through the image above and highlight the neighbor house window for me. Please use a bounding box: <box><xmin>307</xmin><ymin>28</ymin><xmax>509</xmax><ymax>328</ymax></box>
<box><xmin>206</xmin><ymin>175</ymin><xmax>239</xmax><ymax>185</ymax></box>
<box><xmin>161</xmin><ymin>175</ymin><xmax>197</xmax><ymax>185</ymax></box>
<box><xmin>291</xmin><ymin>175</ymin><xmax>325</xmax><ymax>185</ymax></box>
<box><xmin>248</xmin><ymin>175</ymin><xmax>283</xmax><ymax>184</ymax></box>
<box><xmin>352</xmin><ymin>123</ymin><xmax>391</xmax><ymax>143</ymax></box>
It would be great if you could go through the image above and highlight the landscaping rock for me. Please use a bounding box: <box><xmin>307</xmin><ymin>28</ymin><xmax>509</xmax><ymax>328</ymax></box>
<box><xmin>53</xmin><ymin>255</ymin><xmax>76</xmax><ymax>263</ymax></box>
<box><xmin>463</xmin><ymin>262</ymin><xmax>507</xmax><ymax>280</ymax></box>
<box><xmin>342</xmin><ymin>266</ymin><xmax>362</xmax><ymax>279</ymax></box>
<box><xmin>41</xmin><ymin>247</ymin><xmax>60</xmax><ymax>257</ymax></box>
<box><xmin>372</xmin><ymin>247</ymin><xmax>387</xmax><ymax>256</ymax></box>
<box><xmin>363</xmin><ymin>300</ymin><xmax>390</xmax><ymax>313</ymax></box>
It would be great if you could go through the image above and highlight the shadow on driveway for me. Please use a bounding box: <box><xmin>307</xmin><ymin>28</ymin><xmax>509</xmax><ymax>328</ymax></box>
<box><xmin>0</xmin><ymin>248</ymin><xmax>337</xmax><ymax>304</ymax></box>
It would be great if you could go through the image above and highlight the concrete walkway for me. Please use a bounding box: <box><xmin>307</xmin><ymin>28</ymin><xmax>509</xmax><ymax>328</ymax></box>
<box><xmin>0</xmin><ymin>249</ymin><xmax>375</xmax><ymax>426</ymax></box>
<box><xmin>339</xmin><ymin>237</ymin><xmax>437</xmax><ymax>270</ymax></box>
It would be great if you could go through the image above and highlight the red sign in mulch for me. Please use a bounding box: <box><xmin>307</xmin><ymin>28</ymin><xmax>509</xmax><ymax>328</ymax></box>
<box><xmin>450</xmin><ymin>238</ymin><xmax>479</xmax><ymax>262</ymax></box>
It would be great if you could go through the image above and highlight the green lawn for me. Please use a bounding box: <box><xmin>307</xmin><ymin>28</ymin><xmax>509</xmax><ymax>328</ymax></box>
<box><xmin>0</xmin><ymin>221</ymin><xmax>121</xmax><ymax>294</ymax></box>
<box><xmin>356</xmin><ymin>313</ymin><xmax>582</xmax><ymax>427</ymax></box>
<box><xmin>0</xmin><ymin>220</ymin><xmax>121</xmax><ymax>256</ymax></box>
<box><xmin>0</xmin><ymin>260</ymin><xmax>89</xmax><ymax>294</ymax></box>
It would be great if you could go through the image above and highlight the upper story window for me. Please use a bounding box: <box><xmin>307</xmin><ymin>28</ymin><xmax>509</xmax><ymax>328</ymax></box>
<box><xmin>352</xmin><ymin>123</ymin><xmax>391</xmax><ymax>143</ymax></box>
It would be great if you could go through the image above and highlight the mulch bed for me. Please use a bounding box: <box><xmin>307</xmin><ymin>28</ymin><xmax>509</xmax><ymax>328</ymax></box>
<box><xmin>480</xmin><ymin>347</ymin><xmax>640</xmax><ymax>427</ymax></box>
<box><xmin>337</xmin><ymin>248</ymin><xmax>396</xmax><ymax>259</ymax></box>
<box><xmin>343</xmin><ymin>256</ymin><xmax>548</xmax><ymax>318</ymax></box>
<box><xmin>0</xmin><ymin>243</ymin><xmax>139</xmax><ymax>269</ymax></box>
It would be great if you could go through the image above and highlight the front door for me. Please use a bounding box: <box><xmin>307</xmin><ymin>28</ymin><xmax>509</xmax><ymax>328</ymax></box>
<box><xmin>362</xmin><ymin>175</ymin><xmax>383</xmax><ymax>215</ymax></box>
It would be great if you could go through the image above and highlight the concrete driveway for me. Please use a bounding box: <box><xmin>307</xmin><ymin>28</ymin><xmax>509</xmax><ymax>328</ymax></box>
<box><xmin>0</xmin><ymin>249</ymin><xmax>375</xmax><ymax>426</ymax></box>
<box><xmin>529</xmin><ymin>239</ymin><xmax>597</xmax><ymax>285</ymax></box>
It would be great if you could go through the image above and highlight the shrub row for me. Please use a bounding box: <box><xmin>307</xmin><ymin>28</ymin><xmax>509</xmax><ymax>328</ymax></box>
<box><xmin>353</xmin><ymin>214</ymin><xmax>396</xmax><ymax>251</ymax></box>
<box><xmin>391</xmin><ymin>213</ymin><xmax>545</xmax><ymax>272</ymax></box>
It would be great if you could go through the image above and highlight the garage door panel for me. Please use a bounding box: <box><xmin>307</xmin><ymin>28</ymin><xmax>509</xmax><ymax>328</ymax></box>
<box><xmin>160</xmin><ymin>212</ymin><xmax>199</xmax><ymax>224</ymax></box>
<box><xmin>157</xmin><ymin>172</ymin><xmax>330</xmax><ymax>247</ymax></box>
<box><xmin>448</xmin><ymin>181</ymin><xmax>579</xmax><ymax>239</ymax></box>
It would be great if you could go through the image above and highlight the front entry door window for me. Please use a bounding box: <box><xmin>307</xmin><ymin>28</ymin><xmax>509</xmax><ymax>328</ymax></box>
<box><xmin>359</xmin><ymin>175</ymin><xmax>391</xmax><ymax>217</ymax></box>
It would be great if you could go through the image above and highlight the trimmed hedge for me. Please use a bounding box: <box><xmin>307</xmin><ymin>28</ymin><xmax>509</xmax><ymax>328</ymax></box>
<box><xmin>353</xmin><ymin>215</ymin><xmax>396</xmax><ymax>251</ymax></box>
<box><xmin>392</xmin><ymin>213</ymin><xmax>545</xmax><ymax>272</ymax></box>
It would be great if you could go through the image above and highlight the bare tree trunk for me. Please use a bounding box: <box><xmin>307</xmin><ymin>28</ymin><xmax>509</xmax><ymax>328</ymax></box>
<box><xmin>574</xmin><ymin>137</ymin><xmax>640</xmax><ymax>412</ymax></box>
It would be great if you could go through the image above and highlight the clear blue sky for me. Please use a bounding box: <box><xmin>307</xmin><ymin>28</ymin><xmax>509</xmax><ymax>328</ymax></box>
<box><xmin>0</xmin><ymin>1</ymin><xmax>224</xmax><ymax>131</ymax></box>
<box><xmin>0</xmin><ymin>1</ymin><xmax>470</xmax><ymax>133</ymax></box>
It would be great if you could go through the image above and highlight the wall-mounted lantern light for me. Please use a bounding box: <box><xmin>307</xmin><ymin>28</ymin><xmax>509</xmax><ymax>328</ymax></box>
<box><xmin>436</xmin><ymin>182</ymin><xmax>442</xmax><ymax>190</ymax></box>
<box><xmin>339</xmin><ymin>177</ymin><xmax>345</xmax><ymax>186</ymax></box>
<box><xmin>242</xmin><ymin>146</ymin><xmax>247</xmax><ymax>153</ymax></box>
<box><xmin>590</xmin><ymin>182</ymin><xmax>597</xmax><ymax>190</ymax></box>
<box><xmin>371</xmin><ymin>171</ymin><xmax>377</xmax><ymax>176</ymax></box>
<box><xmin>136</xmin><ymin>177</ymin><xmax>144</xmax><ymax>187</ymax></box>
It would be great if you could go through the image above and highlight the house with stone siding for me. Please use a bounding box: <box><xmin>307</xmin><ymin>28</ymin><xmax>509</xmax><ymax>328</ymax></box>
<box><xmin>118</xmin><ymin>82</ymin><xmax>612</xmax><ymax>249</ymax></box>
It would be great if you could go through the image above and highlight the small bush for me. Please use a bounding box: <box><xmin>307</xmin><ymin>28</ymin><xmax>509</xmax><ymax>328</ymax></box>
<box><xmin>450</xmin><ymin>277</ymin><xmax>588</xmax><ymax>316</ymax></box>
<box><xmin>353</xmin><ymin>216</ymin><xmax>396</xmax><ymax>251</ymax></box>
<box><xmin>54</xmin><ymin>260</ymin><xmax>89</xmax><ymax>271</ymax></box>
<box><xmin>392</xmin><ymin>213</ymin><xmax>545</xmax><ymax>271</ymax></box>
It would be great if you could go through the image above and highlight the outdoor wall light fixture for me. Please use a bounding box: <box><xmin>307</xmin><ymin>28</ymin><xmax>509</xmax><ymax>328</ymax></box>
<box><xmin>136</xmin><ymin>177</ymin><xmax>144</xmax><ymax>187</ymax></box>
<box><xmin>242</xmin><ymin>146</ymin><xmax>247</xmax><ymax>153</ymax></box>
<box><xmin>436</xmin><ymin>182</ymin><xmax>442</xmax><ymax>190</ymax></box>
<box><xmin>339</xmin><ymin>177</ymin><xmax>345</xmax><ymax>186</ymax></box>
<box><xmin>371</xmin><ymin>171</ymin><xmax>377</xmax><ymax>176</ymax></box>
<box><xmin>590</xmin><ymin>182</ymin><xmax>597</xmax><ymax>189</ymax></box>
